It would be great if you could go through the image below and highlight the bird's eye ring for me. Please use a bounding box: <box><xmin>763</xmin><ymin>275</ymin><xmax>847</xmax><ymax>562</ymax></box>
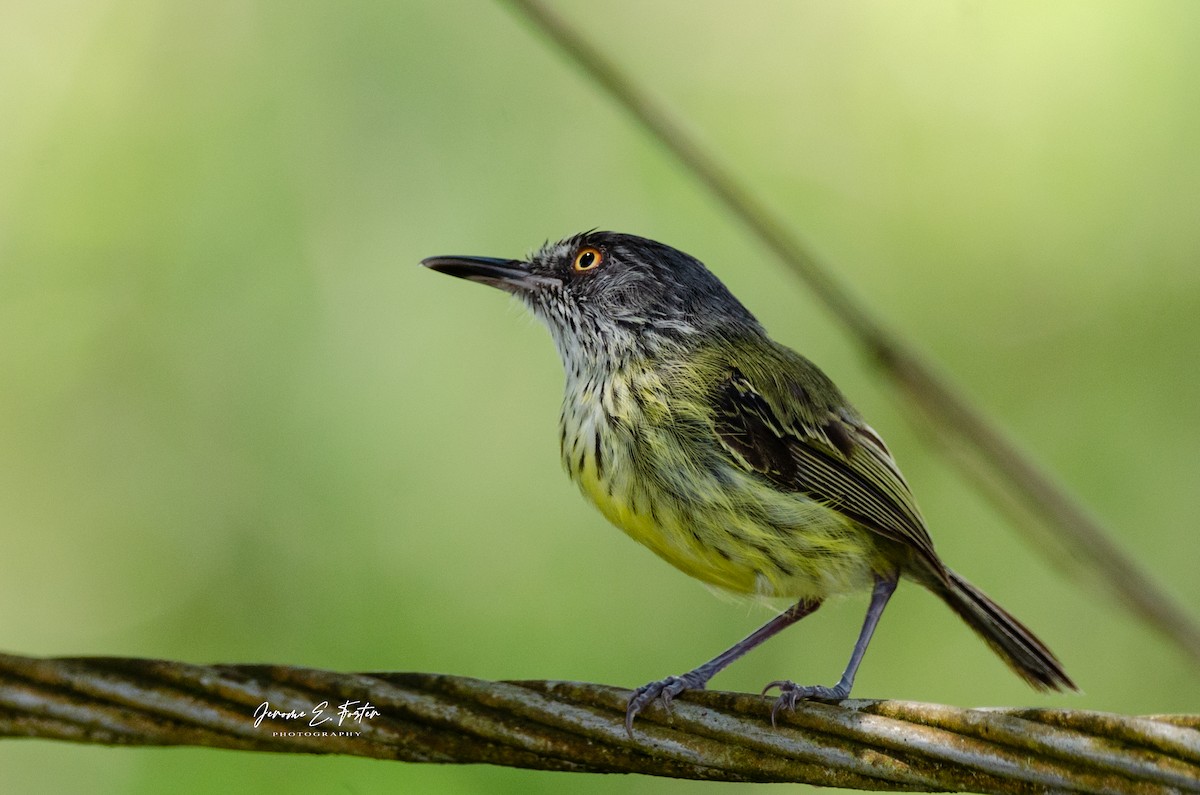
<box><xmin>573</xmin><ymin>247</ymin><xmax>603</xmax><ymax>272</ymax></box>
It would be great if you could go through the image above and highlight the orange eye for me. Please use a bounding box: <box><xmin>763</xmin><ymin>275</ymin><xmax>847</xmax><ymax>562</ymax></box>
<box><xmin>573</xmin><ymin>247</ymin><xmax>603</xmax><ymax>272</ymax></box>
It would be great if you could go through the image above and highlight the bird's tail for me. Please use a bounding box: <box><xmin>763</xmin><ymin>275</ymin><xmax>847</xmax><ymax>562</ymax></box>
<box><xmin>935</xmin><ymin>569</ymin><xmax>1076</xmax><ymax>692</ymax></box>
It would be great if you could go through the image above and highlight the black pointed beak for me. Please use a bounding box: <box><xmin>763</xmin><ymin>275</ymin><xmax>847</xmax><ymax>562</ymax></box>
<box><xmin>421</xmin><ymin>255</ymin><xmax>559</xmax><ymax>292</ymax></box>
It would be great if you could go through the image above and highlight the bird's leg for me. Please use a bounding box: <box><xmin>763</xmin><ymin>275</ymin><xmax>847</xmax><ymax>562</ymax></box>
<box><xmin>763</xmin><ymin>570</ymin><xmax>899</xmax><ymax>725</ymax></box>
<box><xmin>625</xmin><ymin>597</ymin><xmax>822</xmax><ymax>734</ymax></box>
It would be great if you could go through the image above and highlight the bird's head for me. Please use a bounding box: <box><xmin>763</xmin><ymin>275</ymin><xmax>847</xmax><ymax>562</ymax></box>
<box><xmin>423</xmin><ymin>231</ymin><xmax>762</xmax><ymax>363</ymax></box>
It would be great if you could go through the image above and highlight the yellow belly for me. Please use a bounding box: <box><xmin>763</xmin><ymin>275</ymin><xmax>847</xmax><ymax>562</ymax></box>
<box><xmin>573</xmin><ymin>439</ymin><xmax>875</xmax><ymax>599</ymax></box>
<box><xmin>577</xmin><ymin>465</ymin><xmax>755</xmax><ymax>592</ymax></box>
<box><xmin>559</xmin><ymin>361</ymin><xmax>876</xmax><ymax>600</ymax></box>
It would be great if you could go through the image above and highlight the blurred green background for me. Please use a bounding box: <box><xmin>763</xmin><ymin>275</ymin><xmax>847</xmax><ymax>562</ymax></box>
<box><xmin>2</xmin><ymin>1</ymin><xmax>1198</xmax><ymax>792</ymax></box>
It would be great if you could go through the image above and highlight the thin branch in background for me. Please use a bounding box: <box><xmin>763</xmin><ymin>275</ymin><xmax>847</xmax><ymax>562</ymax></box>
<box><xmin>1</xmin><ymin>654</ymin><xmax>1197</xmax><ymax>792</ymax></box>
<box><xmin>498</xmin><ymin>0</ymin><xmax>1200</xmax><ymax>665</ymax></box>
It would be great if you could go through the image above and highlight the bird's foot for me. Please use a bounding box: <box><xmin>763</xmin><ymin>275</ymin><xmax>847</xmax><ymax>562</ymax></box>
<box><xmin>625</xmin><ymin>671</ymin><xmax>710</xmax><ymax>735</ymax></box>
<box><xmin>762</xmin><ymin>679</ymin><xmax>849</xmax><ymax>727</ymax></box>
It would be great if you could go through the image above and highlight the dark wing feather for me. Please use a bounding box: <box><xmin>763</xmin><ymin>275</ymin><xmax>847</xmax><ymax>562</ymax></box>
<box><xmin>713</xmin><ymin>367</ymin><xmax>943</xmax><ymax>572</ymax></box>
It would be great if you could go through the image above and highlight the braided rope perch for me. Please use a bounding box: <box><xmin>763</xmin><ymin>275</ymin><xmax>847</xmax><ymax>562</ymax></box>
<box><xmin>0</xmin><ymin>653</ymin><xmax>1196</xmax><ymax>792</ymax></box>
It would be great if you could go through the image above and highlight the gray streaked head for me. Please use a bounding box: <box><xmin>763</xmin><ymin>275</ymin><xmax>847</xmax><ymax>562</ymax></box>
<box><xmin>423</xmin><ymin>231</ymin><xmax>763</xmax><ymax>360</ymax></box>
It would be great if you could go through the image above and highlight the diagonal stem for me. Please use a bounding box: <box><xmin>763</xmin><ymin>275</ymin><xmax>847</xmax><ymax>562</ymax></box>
<box><xmin>499</xmin><ymin>0</ymin><xmax>1200</xmax><ymax>666</ymax></box>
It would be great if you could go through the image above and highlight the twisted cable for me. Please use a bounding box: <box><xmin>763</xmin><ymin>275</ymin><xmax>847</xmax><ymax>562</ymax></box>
<box><xmin>1</xmin><ymin>653</ymin><xmax>1196</xmax><ymax>792</ymax></box>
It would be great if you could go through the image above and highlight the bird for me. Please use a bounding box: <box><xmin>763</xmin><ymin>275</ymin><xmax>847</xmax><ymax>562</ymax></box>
<box><xmin>422</xmin><ymin>231</ymin><xmax>1074</xmax><ymax>732</ymax></box>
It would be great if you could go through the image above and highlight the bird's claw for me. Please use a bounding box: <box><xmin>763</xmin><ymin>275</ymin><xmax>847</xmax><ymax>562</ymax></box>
<box><xmin>762</xmin><ymin>680</ymin><xmax>847</xmax><ymax>727</ymax></box>
<box><xmin>624</xmin><ymin>673</ymin><xmax>707</xmax><ymax>735</ymax></box>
